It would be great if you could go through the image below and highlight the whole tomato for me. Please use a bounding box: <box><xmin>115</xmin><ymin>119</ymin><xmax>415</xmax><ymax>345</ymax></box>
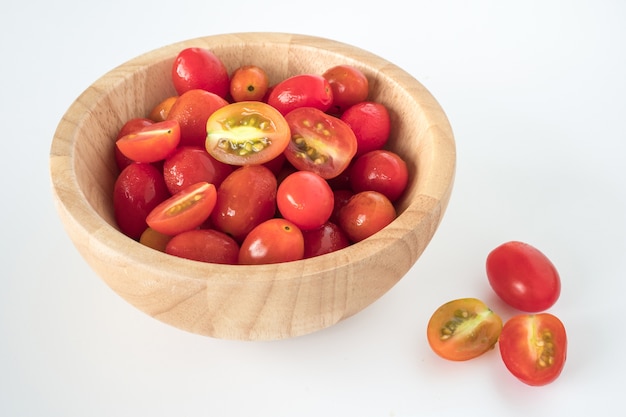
<box><xmin>338</xmin><ymin>191</ymin><xmax>396</xmax><ymax>243</ymax></box>
<box><xmin>486</xmin><ymin>241</ymin><xmax>561</xmax><ymax>312</ymax></box>
<box><xmin>166</xmin><ymin>229</ymin><xmax>239</xmax><ymax>265</ymax></box>
<box><xmin>322</xmin><ymin>64</ymin><xmax>369</xmax><ymax>114</ymax></box>
<box><xmin>302</xmin><ymin>222</ymin><xmax>350</xmax><ymax>258</ymax></box>
<box><xmin>349</xmin><ymin>149</ymin><xmax>409</xmax><ymax>202</ymax></box>
<box><xmin>210</xmin><ymin>165</ymin><xmax>277</xmax><ymax>242</ymax></box>
<box><xmin>277</xmin><ymin>170</ymin><xmax>334</xmax><ymax>231</ymax></box>
<box><xmin>113</xmin><ymin>163</ymin><xmax>170</xmax><ymax>240</ymax></box>
<box><xmin>238</xmin><ymin>218</ymin><xmax>304</xmax><ymax>265</ymax></box>
<box><xmin>162</xmin><ymin>146</ymin><xmax>233</xmax><ymax>195</ymax></box>
<box><xmin>341</xmin><ymin>101</ymin><xmax>391</xmax><ymax>157</ymax></box>
<box><xmin>267</xmin><ymin>74</ymin><xmax>333</xmax><ymax>115</ymax></box>
<box><xmin>171</xmin><ymin>47</ymin><xmax>230</xmax><ymax>98</ymax></box>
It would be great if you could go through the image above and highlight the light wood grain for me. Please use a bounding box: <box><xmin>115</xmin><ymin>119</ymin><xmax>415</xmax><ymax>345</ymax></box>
<box><xmin>49</xmin><ymin>32</ymin><xmax>456</xmax><ymax>340</ymax></box>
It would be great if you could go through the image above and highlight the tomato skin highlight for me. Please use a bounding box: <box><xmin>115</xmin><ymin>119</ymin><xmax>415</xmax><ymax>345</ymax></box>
<box><xmin>486</xmin><ymin>241</ymin><xmax>561</xmax><ymax>312</ymax></box>
<box><xmin>238</xmin><ymin>218</ymin><xmax>304</xmax><ymax>265</ymax></box>
<box><xmin>267</xmin><ymin>74</ymin><xmax>333</xmax><ymax>115</ymax></box>
<box><xmin>338</xmin><ymin>191</ymin><xmax>396</xmax><ymax>243</ymax></box>
<box><xmin>206</xmin><ymin>101</ymin><xmax>291</xmax><ymax>166</ymax></box>
<box><xmin>349</xmin><ymin>149</ymin><xmax>409</xmax><ymax>202</ymax></box>
<box><xmin>146</xmin><ymin>182</ymin><xmax>217</xmax><ymax>236</ymax></box>
<box><xmin>302</xmin><ymin>222</ymin><xmax>350</xmax><ymax>258</ymax></box>
<box><xmin>427</xmin><ymin>298</ymin><xmax>503</xmax><ymax>362</ymax></box>
<box><xmin>116</xmin><ymin>119</ymin><xmax>181</xmax><ymax>163</ymax></box>
<box><xmin>499</xmin><ymin>313</ymin><xmax>567</xmax><ymax>386</ymax></box>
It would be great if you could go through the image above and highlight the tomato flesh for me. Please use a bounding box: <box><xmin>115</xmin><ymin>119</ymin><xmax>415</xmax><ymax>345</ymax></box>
<box><xmin>206</xmin><ymin>101</ymin><xmax>290</xmax><ymax>166</ymax></box>
<box><xmin>146</xmin><ymin>182</ymin><xmax>217</xmax><ymax>236</ymax></box>
<box><xmin>499</xmin><ymin>313</ymin><xmax>567</xmax><ymax>386</ymax></box>
<box><xmin>427</xmin><ymin>298</ymin><xmax>503</xmax><ymax>361</ymax></box>
<box><xmin>486</xmin><ymin>241</ymin><xmax>561</xmax><ymax>312</ymax></box>
<box><xmin>284</xmin><ymin>107</ymin><xmax>357</xmax><ymax>179</ymax></box>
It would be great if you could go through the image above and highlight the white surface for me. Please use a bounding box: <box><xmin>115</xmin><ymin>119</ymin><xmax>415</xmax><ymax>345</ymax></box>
<box><xmin>2</xmin><ymin>1</ymin><xmax>625</xmax><ymax>416</ymax></box>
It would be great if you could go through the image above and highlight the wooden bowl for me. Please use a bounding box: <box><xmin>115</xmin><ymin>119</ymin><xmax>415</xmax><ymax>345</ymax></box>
<box><xmin>49</xmin><ymin>33</ymin><xmax>455</xmax><ymax>341</ymax></box>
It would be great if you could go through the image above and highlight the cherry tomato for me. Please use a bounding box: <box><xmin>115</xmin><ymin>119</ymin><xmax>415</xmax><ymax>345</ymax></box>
<box><xmin>349</xmin><ymin>149</ymin><xmax>409</xmax><ymax>202</ymax></box>
<box><xmin>486</xmin><ymin>241</ymin><xmax>561</xmax><ymax>312</ymax></box>
<box><xmin>146</xmin><ymin>182</ymin><xmax>217</xmax><ymax>236</ymax></box>
<box><xmin>499</xmin><ymin>313</ymin><xmax>567</xmax><ymax>386</ymax></box>
<box><xmin>267</xmin><ymin>74</ymin><xmax>333</xmax><ymax>115</ymax></box>
<box><xmin>338</xmin><ymin>191</ymin><xmax>396</xmax><ymax>242</ymax></box>
<box><xmin>210</xmin><ymin>165</ymin><xmax>277</xmax><ymax>242</ymax></box>
<box><xmin>427</xmin><ymin>298</ymin><xmax>503</xmax><ymax>361</ymax></box>
<box><xmin>302</xmin><ymin>222</ymin><xmax>350</xmax><ymax>258</ymax></box>
<box><xmin>277</xmin><ymin>170</ymin><xmax>334</xmax><ymax>231</ymax></box>
<box><xmin>113</xmin><ymin>163</ymin><xmax>170</xmax><ymax>240</ymax></box>
<box><xmin>322</xmin><ymin>64</ymin><xmax>369</xmax><ymax>114</ymax></box>
<box><xmin>238</xmin><ymin>218</ymin><xmax>304</xmax><ymax>265</ymax></box>
<box><xmin>162</xmin><ymin>146</ymin><xmax>233</xmax><ymax>195</ymax></box>
<box><xmin>284</xmin><ymin>107</ymin><xmax>357</xmax><ymax>179</ymax></box>
<box><xmin>229</xmin><ymin>65</ymin><xmax>270</xmax><ymax>102</ymax></box>
<box><xmin>166</xmin><ymin>89</ymin><xmax>229</xmax><ymax>148</ymax></box>
<box><xmin>171</xmin><ymin>47</ymin><xmax>230</xmax><ymax>98</ymax></box>
<box><xmin>341</xmin><ymin>101</ymin><xmax>391</xmax><ymax>157</ymax></box>
<box><xmin>206</xmin><ymin>101</ymin><xmax>291</xmax><ymax>166</ymax></box>
<box><xmin>139</xmin><ymin>227</ymin><xmax>172</xmax><ymax>252</ymax></box>
<box><xmin>165</xmin><ymin>229</ymin><xmax>239</xmax><ymax>265</ymax></box>
<box><xmin>329</xmin><ymin>188</ymin><xmax>354</xmax><ymax>224</ymax></box>
<box><xmin>114</xmin><ymin>118</ymin><xmax>154</xmax><ymax>171</ymax></box>
<box><xmin>149</xmin><ymin>96</ymin><xmax>177</xmax><ymax>122</ymax></box>
<box><xmin>116</xmin><ymin>119</ymin><xmax>180</xmax><ymax>163</ymax></box>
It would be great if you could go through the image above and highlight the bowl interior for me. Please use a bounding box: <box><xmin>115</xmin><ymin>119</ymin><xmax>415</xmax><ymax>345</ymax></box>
<box><xmin>50</xmin><ymin>32</ymin><xmax>455</xmax><ymax>340</ymax></box>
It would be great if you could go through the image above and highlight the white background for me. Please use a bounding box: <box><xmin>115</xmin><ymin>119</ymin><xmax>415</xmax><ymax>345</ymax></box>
<box><xmin>2</xmin><ymin>1</ymin><xmax>625</xmax><ymax>416</ymax></box>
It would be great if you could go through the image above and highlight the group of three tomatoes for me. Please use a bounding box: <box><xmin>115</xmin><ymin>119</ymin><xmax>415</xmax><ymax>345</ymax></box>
<box><xmin>113</xmin><ymin>46</ymin><xmax>408</xmax><ymax>265</ymax></box>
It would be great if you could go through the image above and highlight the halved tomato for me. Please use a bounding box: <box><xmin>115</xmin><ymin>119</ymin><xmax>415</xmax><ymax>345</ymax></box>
<box><xmin>427</xmin><ymin>298</ymin><xmax>503</xmax><ymax>361</ymax></box>
<box><xmin>284</xmin><ymin>107</ymin><xmax>357</xmax><ymax>179</ymax></box>
<box><xmin>146</xmin><ymin>182</ymin><xmax>216</xmax><ymax>236</ymax></box>
<box><xmin>116</xmin><ymin>119</ymin><xmax>181</xmax><ymax>163</ymax></box>
<box><xmin>499</xmin><ymin>313</ymin><xmax>567</xmax><ymax>386</ymax></box>
<box><xmin>205</xmin><ymin>101</ymin><xmax>290</xmax><ymax>166</ymax></box>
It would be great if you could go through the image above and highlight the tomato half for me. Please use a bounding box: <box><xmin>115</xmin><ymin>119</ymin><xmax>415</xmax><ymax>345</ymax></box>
<box><xmin>116</xmin><ymin>119</ymin><xmax>181</xmax><ymax>163</ymax></box>
<box><xmin>284</xmin><ymin>107</ymin><xmax>357</xmax><ymax>179</ymax></box>
<box><xmin>499</xmin><ymin>313</ymin><xmax>567</xmax><ymax>386</ymax></box>
<box><xmin>427</xmin><ymin>298</ymin><xmax>503</xmax><ymax>361</ymax></box>
<box><xmin>206</xmin><ymin>101</ymin><xmax>291</xmax><ymax>166</ymax></box>
<box><xmin>486</xmin><ymin>241</ymin><xmax>561</xmax><ymax>312</ymax></box>
<box><xmin>238</xmin><ymin>218</ymin><xmax>304</xmax><ymax>265</ymax></box>
<box><xmin>146</xmin><ymin>182</ymin><xmax>217</xmax><ymax>236</ymax></box>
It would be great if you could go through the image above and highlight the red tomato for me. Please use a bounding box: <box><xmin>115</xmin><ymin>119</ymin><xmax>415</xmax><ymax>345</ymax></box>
<box><xmin>267</xmin><ymin>74</ymin><xmax>333</xmax><ymax>115</ymax></box>
<box><xmin>229</xmin><ymin>65</ymin><xmax>270</xmax><ymax>102</ymax></box>
<box><xmin>499</xmin><ymin>313</ymin><xmax>567</xmax><ymax>386</ymax></box>
<box><xmin>486</xmin><ymin>241</ymin><xmax>561</xmax><ymax>312</ymax></box>
<box><xmin>341</xmin><ymin>101</ymin><xmax>391</xmax><ymax>157</ymax></box>
<box><xmin>329</xmin><ymin>188</ymin><xmax>354</xmax><ymax>224</ymax></box>
<box><xmin>165</xmin><ymin>229</ymin><xmax>239</xmax><ymax>264</ymax></box>
<box><xmin>171</xmin><ymin>47</ymin><xmax>230</xmax><ymax>98</ymax></box>
<box><xmin>113</xmin><ymin>163</ymin><xmax>170</xmax><ymax>240</ymax></box>
<box><xmin>210</xmin><ymin>165</ymin><xmax>277</xmax><ymax>242</ymax></box>
<box><xmin>162</xmin><ymin>146</ymin><xmax>233</xmax><ymax>195</ymax></box>
<box><xmin>322</xmin><ymin>64</ymin><xmax>369</xmax><ymax>114</ymax></box>
<box><xmin>116</xmin><ymin>119</ymin><xmax>181</xmax><ymax>163</ymax></box>
<box><xmin>284</xmin><ymin>107</ymin><xmax>357</xmax><ymax>179</ymax></box>
<box><xmin>166</xmin><ymin>89</ymin><xmax>229</xmax><ymax>148</ymax></box>
<box><xmin>206</xmin><ymin>101</ymin><xmax>291</xmax><ymax>166</ymax></box>
<box><xmin>238</xmin><ymin>218</ymin><xmax>304</xmax><ymax>265</ymax></box>
<box><xmin>338</xmin><ymin>191</ymin><xmax>396</xmax><ymax>242</ymax></box>
<box><xmin>427</xmin><ymin>298</ymin><xmax>503</xmax><ymax>361</ymax></box>
<box><xmin>302</xmin><ymin>222</ymin><xmax>350</xmax><ymax>258</ymax></box>
<box><xmin>349</xmin><ymin>149</ymin><xmax>409</xmax><ymax>202</ymax></box>
<box><xmin>146</xmin><ymin>182</ymin><xmax>217</xmax><ymax>236</ymax></box>
<box><xmin>277</xmin><ymin>170</ymin><xmax>334</xmax><ymax>231</ymax></box>
<box><xmin>114</xmin><ymin>118</ymin><xmax>154</xmax><ymax>171</ymax></box>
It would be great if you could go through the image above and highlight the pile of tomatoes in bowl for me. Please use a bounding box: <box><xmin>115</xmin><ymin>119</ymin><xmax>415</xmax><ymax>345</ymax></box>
<box><xmin>112</xmin><ymin>46</ymin><xmax>410</xmax><ymax>265</ymax></box>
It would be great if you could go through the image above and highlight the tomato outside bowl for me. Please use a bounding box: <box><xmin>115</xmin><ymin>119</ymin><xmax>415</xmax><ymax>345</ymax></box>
<box><xmin>49</xmin><ymin>32</ymin><xmax>456</xmax><ymax>341</ymax></box>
